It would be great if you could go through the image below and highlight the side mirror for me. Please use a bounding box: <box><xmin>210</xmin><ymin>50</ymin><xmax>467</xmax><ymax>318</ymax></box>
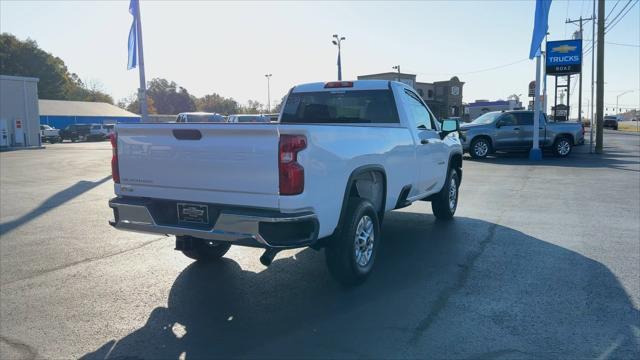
<box><xmin>440</xmin><ymin>119</ymin><xmax>459</xmax><ymax>139</ymax></box>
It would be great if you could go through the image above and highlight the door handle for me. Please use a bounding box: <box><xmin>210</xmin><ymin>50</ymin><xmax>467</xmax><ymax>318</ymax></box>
<box><xmin>513</xmin><ymin>127</ymin><xmax>520</xmax><ymax>131</ymax></box>
<box><xmin>421</xmin><ymin>139</ymin><xmax>430</xmax><ymax>145</ymax></box>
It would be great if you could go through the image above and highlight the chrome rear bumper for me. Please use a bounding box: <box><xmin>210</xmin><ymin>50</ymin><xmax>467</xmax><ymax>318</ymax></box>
<box><xmin>109</xmin><ymin>197</ymin><xmax>319</xmax><ymax>249</ymax></box>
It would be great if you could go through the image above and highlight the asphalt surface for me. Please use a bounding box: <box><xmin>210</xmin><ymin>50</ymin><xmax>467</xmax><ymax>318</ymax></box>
<box><xmin>1</xmin><ymin>131</ymin><xmax>639</xmax><ymax>359</ymax></box>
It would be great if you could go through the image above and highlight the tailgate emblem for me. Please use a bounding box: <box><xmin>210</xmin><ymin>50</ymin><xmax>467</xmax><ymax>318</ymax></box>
<box><xmin>177</xmin><ymin>203</ymin><xmax>209</xmax><ymax>223</ymax></box>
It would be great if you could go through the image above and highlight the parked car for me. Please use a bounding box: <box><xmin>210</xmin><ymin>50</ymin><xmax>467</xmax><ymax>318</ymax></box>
<box><xmin>59</xmin><ymin>124</ymin><xmax>92</xmax><ymax>142</ymax></box>
<box><xmin>108</xmin><ymin>80</ymin><xmax>464</xmax><ymax>285</ymax></box>
<box><xmin>89</xmin><ymin>124</ymin><xmax>115</xmax><ymax>140</ymax></box>
<box><xmin>603</xmin><ymin>116</ymin><xmax>619</xmax><ymax>130</ymax></box>
<box><xmin>227</xmin><ymin>114</ymin><xmax>270</xmax><ymax>123</ymax></box>
<box><xmin>176</xmin><ymin>112</ymin><xmax>225</xmax><ymax>123</ymax></box>
<box><xmin>264</xmin><ymin>113</ymin><xmax>280</xmax><ymax>122</ymax></box>
<box><xmin>460</xmin><ymin>110</ymin><xmax>584</xmax><ymax>158</ymax></box>
<box><xmin>39</xmin><ymin>125</ymin><xmax>61</xmax><ymax>143</ymax></box>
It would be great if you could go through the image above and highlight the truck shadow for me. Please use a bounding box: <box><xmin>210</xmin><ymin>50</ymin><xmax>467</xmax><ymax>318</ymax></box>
<box><xmin>0</xmin><ymin>175</ymin><xmax>111</xmax><ymax>236</ymax></box>
<box><xmin>81</xmin><ymin>214</ymin><xmax>639</xmax><ymax>359</ymax></box>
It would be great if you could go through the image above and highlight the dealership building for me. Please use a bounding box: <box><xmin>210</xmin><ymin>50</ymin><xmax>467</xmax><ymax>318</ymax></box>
<box><xmin>39</xmin><ymin>100</ymin><xmax>140</xmax><ymax>129</ymax></box>
<box><xmin>357</xmin><ymin>72</ymin><xmax>464</xmax><ymax>120</ymax></box>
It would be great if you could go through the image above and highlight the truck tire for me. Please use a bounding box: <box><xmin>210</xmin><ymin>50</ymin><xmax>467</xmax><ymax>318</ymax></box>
<box><xmin>178</xmin><ymin>236</ymin><xmax>231</xmax><ymax>262</ymax></box>
<box><xmin>431</xmin><ymin>168</ymin><xmax>460</xmax><ymax>220</ymax></box>
<box><xmin>470</xmin><ymin>137</ymin><xmax>491</xmax><ymax>159</ymax></box>
<box><xmin>553</xmin><ymin>136</ymin><xmax>572</xmax><ymax>157</ymax></box>
<box><xmin>326</xmin><ymin>198</ymin><xmax>380</xmax><ymax>286</ymax></box>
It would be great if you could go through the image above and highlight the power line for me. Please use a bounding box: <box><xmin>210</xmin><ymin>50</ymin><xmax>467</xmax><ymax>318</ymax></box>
<box><xmin>406</xmin><ymin>58</ymin><xmax>529</xmax><ymax>77</ymax></box>
<box><xmin>605</xmin><ymin>0</ymin><xmax>634</xmax><ymax>30</ymax></box>
<box><xmin>604</xmin><ymin>0</ymin><xmax>621</xmax><ymax>22</ymax></box>
<box><xmin>606</xmin><ymin>0</ymin><xmax>639</xmax><ymax>32</ymax></box>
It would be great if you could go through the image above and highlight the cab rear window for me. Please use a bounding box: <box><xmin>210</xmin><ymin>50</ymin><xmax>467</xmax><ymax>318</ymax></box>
<box><xmin>281</xmin><ymin>90</ymin><xmax>399</xmax><ymax>124</ymax></box>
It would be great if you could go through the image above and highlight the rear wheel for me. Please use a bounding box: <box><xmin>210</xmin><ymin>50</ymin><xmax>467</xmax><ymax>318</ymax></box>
<box><xmin>326</xmin><ymin>198</ymin><xmax>380</xmax><ymax>286</ymax></box>
<box><xmin>470</xmin><ymin>137</ymin><xmax>491</xmax><ymax>159</ymax></box>
<box><xmin>553</xmin><ymin>136</ymin><xmax>572</xmax><ymax>157</ymax></box>
<box><xmin>432</xmin><ymin>168</ymin><xmax>460</xmax><ymax>220</ymax></box>
<box><xmin>178</xmin><ymin>236</ymin><xmax>231</xmax><ymax>262</ymax></box>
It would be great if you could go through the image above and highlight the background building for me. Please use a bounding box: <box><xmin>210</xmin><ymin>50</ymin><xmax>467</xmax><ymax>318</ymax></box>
<box><xmin>39</xmin><ymin>100</ymin><xmax>140</xmax><ymax>129</ymax></box>
<box><xmin>0</xmin><ymin>75</ymin><xmax>41</xmax><ymax>148</ymax></box>
<box><xmin>357</xmin><ymin>72</ymin><xmax>464</xmax><ymax>120</ymax></box>
<box><xmin>467</xmin><ymin>99</ymin><xmax>524</xmax><ymax>120</ymax></box>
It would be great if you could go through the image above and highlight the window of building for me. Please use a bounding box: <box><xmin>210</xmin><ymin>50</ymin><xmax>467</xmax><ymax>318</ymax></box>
<box><xmin>417</xmin><ymin>89</ymin><xmax>424</xmax><ymax>97</ymax></box>
<box><xmin>427</xmin><ymin>90</ymin><xmax>433</xmax><ymax>98</ymax></box>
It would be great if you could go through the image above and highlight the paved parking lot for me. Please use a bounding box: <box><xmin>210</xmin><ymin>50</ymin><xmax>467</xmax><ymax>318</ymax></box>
<box><xmin>1</xmin><ymin>132</ymin><xmax>639</xmax><ymax>359</ymax></box>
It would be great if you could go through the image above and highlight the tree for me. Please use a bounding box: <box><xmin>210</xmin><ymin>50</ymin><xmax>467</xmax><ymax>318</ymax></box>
<box><xmin>145</xmin><ymin>78</ymin><xmax>196</xmax><ymax>114</ymax></box>
<box><xmin>241</xmin><ymin>100</ymin><xmax>264</xmax><ymax>114</ymax></box>
<box><xmin>0</xmin><ymin>33</ymin><xmax>113</xmax><ymax>103</ymax></box>
<box><xmin>272</xmin><ymin>95</ymin><xmax>288</xmax><ymax>113</ymax></box>
<box><xmin>195</xmin><ymin>93</ymin><xmax>240</xmax><ymax>115</ymax></box>
<box><xmin>125</xmin><ymin>96</ymin><xmax>157</xmax><ymax>115</ymax></box>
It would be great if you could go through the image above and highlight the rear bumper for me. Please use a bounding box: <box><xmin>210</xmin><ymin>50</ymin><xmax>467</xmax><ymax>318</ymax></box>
<box><xmin>108</xmin><ymin>197</ymin><xmax>319</xmax><ymax>249</ymax></box>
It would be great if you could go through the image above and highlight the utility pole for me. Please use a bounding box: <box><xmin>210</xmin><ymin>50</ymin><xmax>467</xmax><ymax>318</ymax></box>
<box><xmin>589</xmin><ymin>0</ymin><xmax>596</xmax><ymax>153</ymax></box>
<box><xmin>332</xmin><ymin>34</ymin><xmax>346</xmax><ymax>81</ymax></box>
<box><xmin>265</xmin><ymin>74</ymin><xmax>272</xmax><ymax>113</ymax></box>
<box><xmin>392</xmin><ymin>65</ymin><xmax>401</xmax><ymax>73</ymax></box>
<box><xmin>566</xmin><ymin>16</ymin><xmax>594</xmax><ymax>125</ymax></box>
<box><xmin>595</xmin><ymin>0</ymin><xmax>605</xmax><ymax>153</ymax></box>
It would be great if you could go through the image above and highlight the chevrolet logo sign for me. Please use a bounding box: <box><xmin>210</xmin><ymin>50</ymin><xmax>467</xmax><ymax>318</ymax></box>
<box><xmin>551</xmin><ymin>45</ymin><xmax>577</xmax><ymax>53</ymax></box>
<box><xmin>183</xmin><ymin>207</ymin><xmax>204</xmax><ymax>217</ymax></box>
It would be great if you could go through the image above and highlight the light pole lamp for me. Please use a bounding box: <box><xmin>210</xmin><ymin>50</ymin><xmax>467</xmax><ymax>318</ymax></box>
<box><xmin>616</xmin><ymin>90</ymin><xmax>634</xmax><ymax>115</ymax></box>
<box><xmin>265</xmin><ymin>74</ymin><xmax>272</xmax><ymax>113</ymax></box>
<box><xmin>392</xmin><ymin>65</ymin><xmax>401</xmax><ymax>73</ymax></box>
<box><xmin>332</xmin><ymin>34</ymin><xmax>346</xmax><ymax>80</ymax></box>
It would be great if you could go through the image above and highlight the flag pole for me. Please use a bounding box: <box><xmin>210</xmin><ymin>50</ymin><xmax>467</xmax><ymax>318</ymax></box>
<box><xmin>135</xmin><ymin>0</ymin><xmax>148</xmax><ymax>121</ymax></box>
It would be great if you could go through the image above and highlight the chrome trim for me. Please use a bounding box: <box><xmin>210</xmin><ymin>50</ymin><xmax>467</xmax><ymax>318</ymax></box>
<box><xmin>109</xmin><ymin>200</ymin><xmax>317</xmax><ymax>248</ymax></box>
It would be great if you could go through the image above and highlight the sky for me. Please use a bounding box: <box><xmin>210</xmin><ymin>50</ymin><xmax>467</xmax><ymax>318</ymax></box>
<box><xmin>1</xmin><ymin>0</ymin><xmax>639</xmax><ymax>115</ymax></box>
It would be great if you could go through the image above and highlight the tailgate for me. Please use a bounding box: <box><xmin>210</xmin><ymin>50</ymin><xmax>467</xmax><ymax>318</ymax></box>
<box><xmin>116</xmin><ymin>123</ymin><xmax>280</xmax><ymax>208</ymax></box>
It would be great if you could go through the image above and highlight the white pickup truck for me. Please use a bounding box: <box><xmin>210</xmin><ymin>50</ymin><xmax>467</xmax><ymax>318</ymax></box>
<box><xmin>109</xmin><ymin>80</ymin><xmax>463</xmax><ymax>285</ymax></box>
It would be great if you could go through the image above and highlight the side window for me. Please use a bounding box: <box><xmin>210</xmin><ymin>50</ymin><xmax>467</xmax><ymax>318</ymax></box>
<box><xmin>498</xmin><ymin>114</ymin><xmax>517</xmax><ymax>126</ymax></box>
<box><xmin>404</xmin><ymin>90</ymin><xmax>432</xmax><ymax>130</ymax></box>
<box><xmin>514</xmin><ymin>112</ymin><xmax>533</xmax><ymax>125</ymax></box>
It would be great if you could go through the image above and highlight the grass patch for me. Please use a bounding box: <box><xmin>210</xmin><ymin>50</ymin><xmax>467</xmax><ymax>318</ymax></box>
<box><xmin>618</xmin><ymin>122</ymin><xmax>640</xmax><ymax>132</ymax></box>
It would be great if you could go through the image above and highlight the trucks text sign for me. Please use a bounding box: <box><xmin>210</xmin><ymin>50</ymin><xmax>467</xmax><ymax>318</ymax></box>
<box><xmin>546</xmin><ymin>39</ymin><xmax>582</xmax><ymax>75</ymax></box>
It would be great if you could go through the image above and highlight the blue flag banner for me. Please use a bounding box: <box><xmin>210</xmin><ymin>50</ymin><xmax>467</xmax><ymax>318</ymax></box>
<box><xmin>529</xmin><ymin>0</ymin><xmax>552</xmax><ymax>59</ymax></box>
<box><xmin>127</xmin><ymin>0</ymin><xmax>139</xmax><ymax>70</ymax></box>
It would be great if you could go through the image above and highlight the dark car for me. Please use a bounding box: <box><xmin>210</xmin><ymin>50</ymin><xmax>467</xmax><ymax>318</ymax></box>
<box><xmin>603</xmin><ymin>116</ymin><xmax>619</xmax><ymax>130</ymax></box>
<box><xmin>59</xmin><ymin>124</ymin><xmax>93</xmax><ymax>142</ymax></box>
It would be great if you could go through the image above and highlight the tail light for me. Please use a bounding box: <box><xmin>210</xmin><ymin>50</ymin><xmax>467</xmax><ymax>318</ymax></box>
<box><xmin>109</xmin><ymin>133</ymin><xmax>120</xmax><ymax>183</ymax></box>
<box><xmin>279</xmin><ymin>135</ymin><xmax>306</xmax><ymax>195</ymax></box>
<box><xmin>324</xmin><ymin>81</ymin><xmax>353</xmax><ymax>88</ymax></box>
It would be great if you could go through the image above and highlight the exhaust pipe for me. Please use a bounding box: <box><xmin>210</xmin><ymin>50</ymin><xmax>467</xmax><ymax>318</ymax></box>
<box><xmin>260</xmin><ymin>248</ymin><xmax>279</xmax><ymax>266</ymax></box>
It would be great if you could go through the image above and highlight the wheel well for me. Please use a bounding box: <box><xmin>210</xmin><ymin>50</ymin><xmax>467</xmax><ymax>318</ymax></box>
<box><xmin>450</xmin><ymin>153</ymin><xmax>462</xmax><ymax>171</ymax></box>
<box><xmin>347</xmin><ymin>170</ymin><xmax>386</xmax><ymax>215</ymax></box>
<box><xmin>556</xmin><ymin>133</ymin><xmax>574</xmax><ymax>145</ymax></box>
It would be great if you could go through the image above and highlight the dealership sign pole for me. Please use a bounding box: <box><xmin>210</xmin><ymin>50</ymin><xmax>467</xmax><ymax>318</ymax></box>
<box><xmin>127</xmin><ymin>0</ymin><xmax>148</xmax><ymax>122</ymax></box>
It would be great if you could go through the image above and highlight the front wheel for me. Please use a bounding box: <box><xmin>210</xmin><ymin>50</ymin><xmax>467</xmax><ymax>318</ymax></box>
<box><xmin>470</xmin><ymin>137</ymin><xmax>491</xmax><ymax>159</ymax></box>
<box><xmin>178</xmin><ymin>236</ymin><xmax>231</xmax><ymax>262</ymax></box>
<box><xmin>326</xmin><ymin>198</ymin><xmax>380</xmax><ymax>286</ymax></box>
<box><xmin>553</xmin><ymin>137</ymin><xmax>572</xmax><ymax>157</ymax></box>
<box><xmin>432</xmin><ymin>168</ymin><xmax>460</xmax><ymax>220</ymax></box>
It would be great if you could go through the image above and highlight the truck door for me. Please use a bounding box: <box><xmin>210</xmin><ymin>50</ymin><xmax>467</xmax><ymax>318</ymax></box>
<box><xmin>402</xmin><ymin>89</ymin><xmax>440</xmax><ymax>197</ymax></box>
<box><xmin>494</xmin><ymin>113</ymin><xmax>520</xmax><ymax>149</ymax></box>
<box><xmin>514</xmin><ymin>112</ymin><xmax>534</xmax><ymax>148</ymax></box>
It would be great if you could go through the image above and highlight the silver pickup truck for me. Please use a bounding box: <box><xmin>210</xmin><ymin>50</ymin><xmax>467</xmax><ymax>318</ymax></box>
<box><xmin>460</xmin><ymin>110</ymin><xmax>584</xmax><ymax>158</ymax></box>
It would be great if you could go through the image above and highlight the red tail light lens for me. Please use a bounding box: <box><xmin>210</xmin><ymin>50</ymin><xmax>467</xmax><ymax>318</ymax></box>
<box><xmin>279</xmin><ymin>135</ymin><xmax>306</xmax><ymax>195</ymax></box>
<box><xmin>109</xmin><ymin>133</ymin><xmax>120</xmax><ymax>184</ymax></box>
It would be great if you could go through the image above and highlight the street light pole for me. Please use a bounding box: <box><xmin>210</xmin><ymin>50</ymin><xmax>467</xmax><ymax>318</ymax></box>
<box><xmin>392</xmin><ymin>65</ymin><xmax>401</xmax><ymax>73</ymax></box>
<box><xmin>332</xmin><ymin>34</ymin><xmax>346</xmax><ymax>81</ymax></box>
<box><xmin>616</xmin><ymin>90</ymin><xmax>633</xmax><ymax>116</ymax></box>
<box><xmin>265</xmin><ymin>74</ymin><xmax>272</xmax><ymax>113</ymax></box>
